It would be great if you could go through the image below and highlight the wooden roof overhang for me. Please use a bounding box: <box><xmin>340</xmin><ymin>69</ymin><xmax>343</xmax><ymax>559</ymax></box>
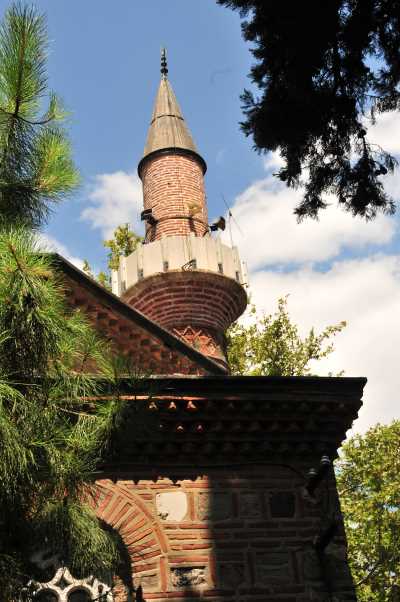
<box><xmin>98</xmin><ymin>375</ymin><xmax>367</xmax><ymax>471</ymax></box>
<box><xmin>53</xmin><ymin>254</ymin><xmax>226</xmax><ymax>377</ymax></box>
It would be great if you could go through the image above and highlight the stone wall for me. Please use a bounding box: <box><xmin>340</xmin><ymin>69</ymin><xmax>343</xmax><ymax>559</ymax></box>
<box><xmin>94</xmin><ymin>464</ymin><xmax>356</xmax><ymax>602</ymax></box>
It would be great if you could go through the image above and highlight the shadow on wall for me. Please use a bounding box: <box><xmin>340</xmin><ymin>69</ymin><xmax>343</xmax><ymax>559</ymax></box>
<box><xmin>93</xmin><ymin>387</ymin><xmax>359</xmax><ymax>601</ymax></box>
<box><xmin>122</xmin><ymin>464</ymin><xmax>356</xmax><ymax>602</ymax></box>
<box><xmin>101</xmin><ymin>520</ymin><xmax>135</xmax><ymax>598</ymax></box>
<box><xmin>31</xmin><ymin>468</ymin><xmax>354</xmax><ymax>601</ymax></box>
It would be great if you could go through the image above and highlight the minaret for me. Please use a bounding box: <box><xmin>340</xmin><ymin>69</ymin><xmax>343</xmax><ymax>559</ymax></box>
<box><xmin>112</xmin><ymin>51</ymin><xmax>247</xmax><ymax>369</ymax></box>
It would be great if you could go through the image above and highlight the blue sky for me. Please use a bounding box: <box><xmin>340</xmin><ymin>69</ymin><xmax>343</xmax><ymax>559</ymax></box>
<box><xmin>2</xmin><ymin>0</ymin><xmax>262</xmax><ymax>270</ymax></box>
<box><xmin>1</xmin><ymin>1</ymin><xmax>400</xmax><ymax>432</ymax></box>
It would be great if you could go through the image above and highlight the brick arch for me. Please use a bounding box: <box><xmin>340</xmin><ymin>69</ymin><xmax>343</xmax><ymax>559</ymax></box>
<box><xmin>93</xmin><ymin>480</ymin><xmax>169</xmax><ymax>574</ymax></box>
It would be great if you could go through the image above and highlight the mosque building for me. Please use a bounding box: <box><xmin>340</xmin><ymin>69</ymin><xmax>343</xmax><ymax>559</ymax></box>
<box><xmin>36</xmin><ymin>52</ymin><xmax>365</xmax><ymax>602</ymax></box>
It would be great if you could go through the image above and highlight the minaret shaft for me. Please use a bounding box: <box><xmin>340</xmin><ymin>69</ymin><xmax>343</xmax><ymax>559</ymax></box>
<box><xmin>141</xmin><ymin>153</ymin><xmax>208</xmax><ymax>241</ymax></box>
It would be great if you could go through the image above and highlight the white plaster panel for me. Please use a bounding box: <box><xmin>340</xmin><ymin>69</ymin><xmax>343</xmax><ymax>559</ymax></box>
<box><xmin>221</xmin><ymin>243</ymin><xmax>235</xmax><ymax>276</ymax></box>
<box><xmin>143</xmin><ymin>241</ymin><xmax>163</xmax><ymax>278</ymax></box>
<box><xmin>190</xmin><ymin>237</ymin><xmax>208</xmax><ymax>271</ymax></box>
<box><xmin>156</xmin><ymin>490</ymin><xmax>188</xmax><ymax>521</ymax></box>
<box><xmin>111</xmin><ymin>265</ymin><xmax>122</xmax><ymax>296</ymax></box>
<box><xmin>204</xmin><ymin>236</ymin><xmax>219</xmax><ymax>272</ymax></box>
<box><xmin>166</xmin><ymin>237</ymin><xmax>190</xmax><ymax>270</ymax></box>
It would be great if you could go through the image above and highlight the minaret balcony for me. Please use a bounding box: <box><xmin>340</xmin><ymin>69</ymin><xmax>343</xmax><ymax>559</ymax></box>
<box><xmin>112</xmin><ymin>234</ymin><xmax>247</xmax><ymax>297</ymax></box>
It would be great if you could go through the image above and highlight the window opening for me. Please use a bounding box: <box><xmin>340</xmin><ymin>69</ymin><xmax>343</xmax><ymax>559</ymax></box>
<box><xmin>68</xmin><ymin>589</ymin><xmax>91</xmax><ymax>602</ymax></box>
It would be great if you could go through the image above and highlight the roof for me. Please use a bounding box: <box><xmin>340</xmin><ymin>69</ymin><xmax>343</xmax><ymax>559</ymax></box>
<box><xmin>139</xmin><ymin>77</ymin><xmax>206</xmax><ymax>175</ymax></box>
<box><xmin>53</xmin><ymin>254</ymin><xmax>226</xmax><ymax>376</ymax></box>
<box><xmin>52</xmin><ymin>255</ymin><xmax>367</xmax><ymax>469</ymax></box>
<box><xmin>97</xmin><ymin>374</ymin><xmax>367</xmax><ymax>470</ymax></box>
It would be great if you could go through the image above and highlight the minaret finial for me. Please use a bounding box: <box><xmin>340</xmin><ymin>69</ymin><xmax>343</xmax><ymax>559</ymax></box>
<box><xmin>161</xmin><ymin>48</ymin><xmax>168</xmax><ymax>79</ymax></box>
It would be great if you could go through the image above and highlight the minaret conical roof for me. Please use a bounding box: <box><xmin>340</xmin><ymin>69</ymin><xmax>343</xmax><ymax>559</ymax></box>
<box><xmin>138</xmin><ymin>55</ymin><xmax>206</xmax><ymax>176</ymax></box>
<box><xmin>143</xmin><ymin>78</ymin><xmax>198</xmax><ymax>157</ymax></box>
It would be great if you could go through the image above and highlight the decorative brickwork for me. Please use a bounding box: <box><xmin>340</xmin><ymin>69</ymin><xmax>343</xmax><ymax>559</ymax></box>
<box><xmin>172</xmin><ymin>326</ymin><xmax>220</xmax><ymax>360</ymax></box>
<box><xmin>105</xmin><ymin>376</ymin><xmax>365</xmax><ymax>467</ymax></box>
<box><xmin>91</xmin><ymin>376</ymin><xmax>364</xmax><ymax>600</ymax></box>
<box><xmin>93</xmin><ymin>467</ymin><xmax>356</xmax><ymax>602</ymax></box>
<box><xmin>41</xmin><ymin>64</ymin><xmax>365</xmax><ymax>601</ymax></box>
<box><xmin>124</xmin><ymin>271</ymin><xmax>247</xmax><ymax>366</ymax></box>
<box><xmin>141</xmin><ymin>153</ymin><xmax>208</xmax><ymax>241</ymax></box>
<box><xmin>55</xmin><ymin>255</ymin><xmax>226</xmax><ymax>376</ymax></box>
<box><xmin>95</xmin><ymin>480</ymin><xmax>168</xmax><ymax>565</ymax></box>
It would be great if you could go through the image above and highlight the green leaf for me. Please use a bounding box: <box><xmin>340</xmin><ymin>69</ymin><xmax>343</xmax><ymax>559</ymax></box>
<box><xmin>227</xmin><ymin>296</ymin><xmax>345</xmax><ymax>376</ymax></box>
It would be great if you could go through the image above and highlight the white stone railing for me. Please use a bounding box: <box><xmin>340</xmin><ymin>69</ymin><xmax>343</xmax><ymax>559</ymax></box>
<box><xmin>30</xmin><ymin>566</ymin><xmax>113</xmax><ymax>602</ymax></box>
<box><xmin>112</xmin><ymin>234</ymin><xmax>247</xmax><ymax>296</ymax></box>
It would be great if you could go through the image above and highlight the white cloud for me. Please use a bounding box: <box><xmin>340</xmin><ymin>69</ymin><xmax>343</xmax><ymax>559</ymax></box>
<box><xmin>223</xmin><ymin>172</ymin><xmax>395</xmax><ymax>271</ymax></box>
<box><xmin>39</xmin><ymin>233</ymin><xmax>84</xmax><ymax>270</ymax></box>
<box><xmin>247</xmin><ymin>255</ymin><xmax>400</xmax><ymax>433</ymax></box>
<box><xmin>81</xmin><ymin>171</ymin><xmax>143</xmax><ymax>238</ymax></box>
<box><xmin>367</xmin><ymin>110</ymin><xmax>400</xmax><ymax>155</ymax></box>
<box><xmin>262</xmin><ymin>151</ymin><xmax>285</xmax><ymax>172</ymax></box>
<box><xmin>380</xmin><ymin>162</ymin><xmax>400</xmax><ymax>199</ymax></box>
<box><xmin>229</xmin><ymin>143</ymin><xmax>400</xmax><ymax>433</ymax></box>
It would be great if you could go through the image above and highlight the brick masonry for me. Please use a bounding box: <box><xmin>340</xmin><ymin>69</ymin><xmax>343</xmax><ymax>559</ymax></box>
<box><xmin>124</xmin><ymin>271</ymin><xmax>247</xmax><ymax>365</ymax></box>
<box><xmin>133</xmin><ymin>111</ymin><xmax>248</xmax><ymax>368</ymax></box>
<box><xmin>90</xmin><ymin>375</ymin><xmax>364</xmax><ymax>601</ymax></box>
<box><xmin>94</xmin><ymin>465</ymin><xmax>356</xmax><ymax>602</ymax></box>
<box><xmin>141</xmin><ymin>153</ymin><xmax>209</xmax><ymax>241</ymax></box>
<box><xmin>59</xmin><ymin>264</ymin><xmax>224</xmax><ymax>376</ymax></box>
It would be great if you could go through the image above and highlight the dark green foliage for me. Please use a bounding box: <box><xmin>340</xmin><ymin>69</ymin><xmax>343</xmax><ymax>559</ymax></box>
<box><xmin>337</xmin><ymin>422</ymin><xmax>400</xmax><ymax>600</ymax></box>
<box><xmin>0</xmin><ymin>227</ymin><xmax>130</xmax><ymax>598</ymax></box>
<box><xmin>217</xmin><ymin>0</ymin><xmax>400</xmax><ymax>219</ymax></box>
<box><xmin>0</xmin><ymin>3</ymin><xmax>78</xmax><ymax>228</ymax></box>
<box><xmin>0</xmin><ymin>5</ymin><xmax>131</xmax><ymax>597</ymax></box>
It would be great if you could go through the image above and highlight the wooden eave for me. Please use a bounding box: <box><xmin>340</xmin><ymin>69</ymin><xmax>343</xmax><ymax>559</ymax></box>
<box><xmin>98</xmin><ymin>374</ymin><xmax>367</xmax><ymax>470</ymax></box>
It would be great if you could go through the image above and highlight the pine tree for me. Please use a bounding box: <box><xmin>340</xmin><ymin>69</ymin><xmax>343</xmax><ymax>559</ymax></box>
<box><xmin>0</xmin><ymin>227</ymin><xmax>129</xmax><ymax>599</ymax></box>
<box><xmin>0</xmin><ymin>6</ymin><xmax>131</xmax><ymax>597</ymax></box>
<box><xmin>0</xmin><ymin>3</ymin><xmax>79</xmax><ymax>229</ymax></box>
<box><xmin>217</xmin><ymin>0</ymin><xmax>400</xmax><ymax>220</ymax></box>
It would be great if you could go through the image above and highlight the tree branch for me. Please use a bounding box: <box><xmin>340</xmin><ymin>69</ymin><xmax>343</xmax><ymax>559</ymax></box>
<box><xmin>0</xmin><ymin>107</ymin><xmax>54</xmax><ymax>126</ymax></box>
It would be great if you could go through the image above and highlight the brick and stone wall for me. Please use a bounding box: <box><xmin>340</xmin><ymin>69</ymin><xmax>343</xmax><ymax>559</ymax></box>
<box><xmin>91</xmin><ymin>375</ymin><xmax>365</xmax><ymax>601</ymax></box>
<box><xmin>94</xmin><ymin>465</ymin><xmax>355</xmax><ymax>602</ymax></box>
<box><xmin>141</xmin><ymin>154</ymin><xmax>208</xmax><ymax>241</ymax></box>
